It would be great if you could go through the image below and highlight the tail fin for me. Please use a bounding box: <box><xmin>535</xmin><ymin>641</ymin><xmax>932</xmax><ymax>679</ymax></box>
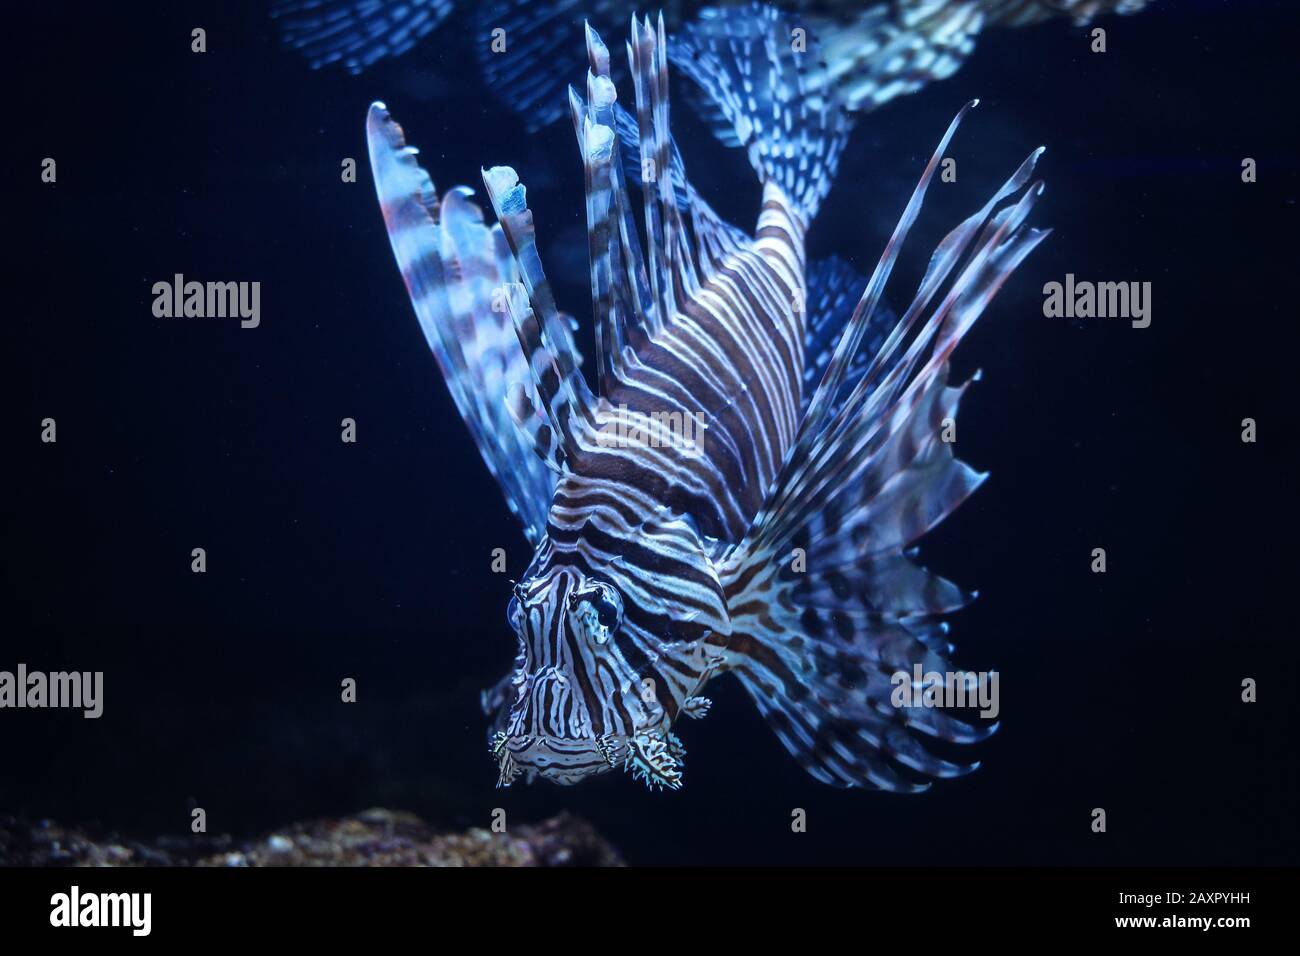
<box><xmin>671</xmin><ymin>3</ymin><xmax>849</xmax><ymax>223</ymax></box>
<box><xmin>716</xmin><ymin>105</ymin><xmax>1048</xmax><ymax>790</ymax></box>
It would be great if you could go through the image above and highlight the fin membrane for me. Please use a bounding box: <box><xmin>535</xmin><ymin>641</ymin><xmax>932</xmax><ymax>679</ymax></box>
<box><xmin>476</xmin><ymin>0</ymin><xmax>626</xmax><ymax>132</ymax></box>
<box><xmin>803</xmin><ymin>2</ymin><xmax>981</xmax><ymax>115</ymax></box>
<box><xmin>273</xmin><ymin>0</ymin><xmax>453</xmax><ymax>73</ymax></box>
<box><xmin>976</xmin><ymin>0</ymin><xmax>1154</xmax><ymax>28</ymax></box>
<box><xmin>802</xmin><ymin>256</ymin><xmax>897</xmax><ymax>417</ymax></box>
<box><xmin>804</xmin><ymin>0</ymin><xmax>1154</xmax><ymax>115</ymax></box>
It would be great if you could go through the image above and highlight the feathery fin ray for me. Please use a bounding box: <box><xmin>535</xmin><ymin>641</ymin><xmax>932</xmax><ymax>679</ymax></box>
<box><xmin>365</xmin><ymin>101</ymin><xmax>560</xmax><ymax>542</ymax></box>
<box><xmin>718</xmin><ymin>105</ymin><xmax>1048</xmax><ymax>790</ymax></box>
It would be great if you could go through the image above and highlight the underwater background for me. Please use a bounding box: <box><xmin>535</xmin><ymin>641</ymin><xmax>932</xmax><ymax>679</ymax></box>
<box><xmin>8</xmin><ymin>0</ymin><xmax>1298</xmax><ymax>865</ymax></box>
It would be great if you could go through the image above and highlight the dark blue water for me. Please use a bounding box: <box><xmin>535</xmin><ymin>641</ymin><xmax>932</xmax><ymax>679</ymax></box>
<box><xmin>8</xmin><ymin>0</ymin><xmax>1298</xmax><ymax>865</ymax></box>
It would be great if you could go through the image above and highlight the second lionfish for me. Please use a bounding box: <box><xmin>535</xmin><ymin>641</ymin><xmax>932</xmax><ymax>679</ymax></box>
<box><xmin>366</xmin><ymin>7</ymin><xmax>1047</xmax><ymax>790</ymax></box>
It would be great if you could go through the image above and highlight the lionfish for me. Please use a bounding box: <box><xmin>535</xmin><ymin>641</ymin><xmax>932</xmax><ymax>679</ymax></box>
<box><xmin>366</xmin><ymin>6</ymin><xmax>1047</xmax><ymax>790</ymax></box>
<box><xmin>281</xmin><ymin>0</ymin><xmax>1153</xmax><ymax>126</ymax></box>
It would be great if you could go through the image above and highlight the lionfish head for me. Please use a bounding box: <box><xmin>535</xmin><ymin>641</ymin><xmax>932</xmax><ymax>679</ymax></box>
<box><xmin>491</xmin><ymin>566</ymin><xmax>680</xmax><ymax>787</ymax></box>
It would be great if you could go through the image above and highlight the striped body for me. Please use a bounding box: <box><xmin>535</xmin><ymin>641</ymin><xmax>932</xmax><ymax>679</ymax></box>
<box><xmin>496</xmin><ymin>181</ymin><xmax>812</xmax><ymax>785</ymax></box>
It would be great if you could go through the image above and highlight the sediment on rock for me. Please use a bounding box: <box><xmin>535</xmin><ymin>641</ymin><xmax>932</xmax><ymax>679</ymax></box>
<box><xmin>0</xmin><ymin>809</ymin><xmax>623</xmax><ymax>867</ymax></box>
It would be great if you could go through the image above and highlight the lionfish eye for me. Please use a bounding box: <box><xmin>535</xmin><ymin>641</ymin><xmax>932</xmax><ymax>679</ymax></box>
<box><xmin>569</xmin><ymin>581</ymin><xmax>623</xmax><ymax>645</ymax></box>
<box><xmin>595</xmin><ymin>599</ymin><xmax>618</xmax><ymax>629</ymax></box>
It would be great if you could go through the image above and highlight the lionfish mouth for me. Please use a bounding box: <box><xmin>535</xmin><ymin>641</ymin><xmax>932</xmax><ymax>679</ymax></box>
<box><xmin>491</xmin><ymin>730</ymin><xmax>687</xmax><ymax>791</ymax></box>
